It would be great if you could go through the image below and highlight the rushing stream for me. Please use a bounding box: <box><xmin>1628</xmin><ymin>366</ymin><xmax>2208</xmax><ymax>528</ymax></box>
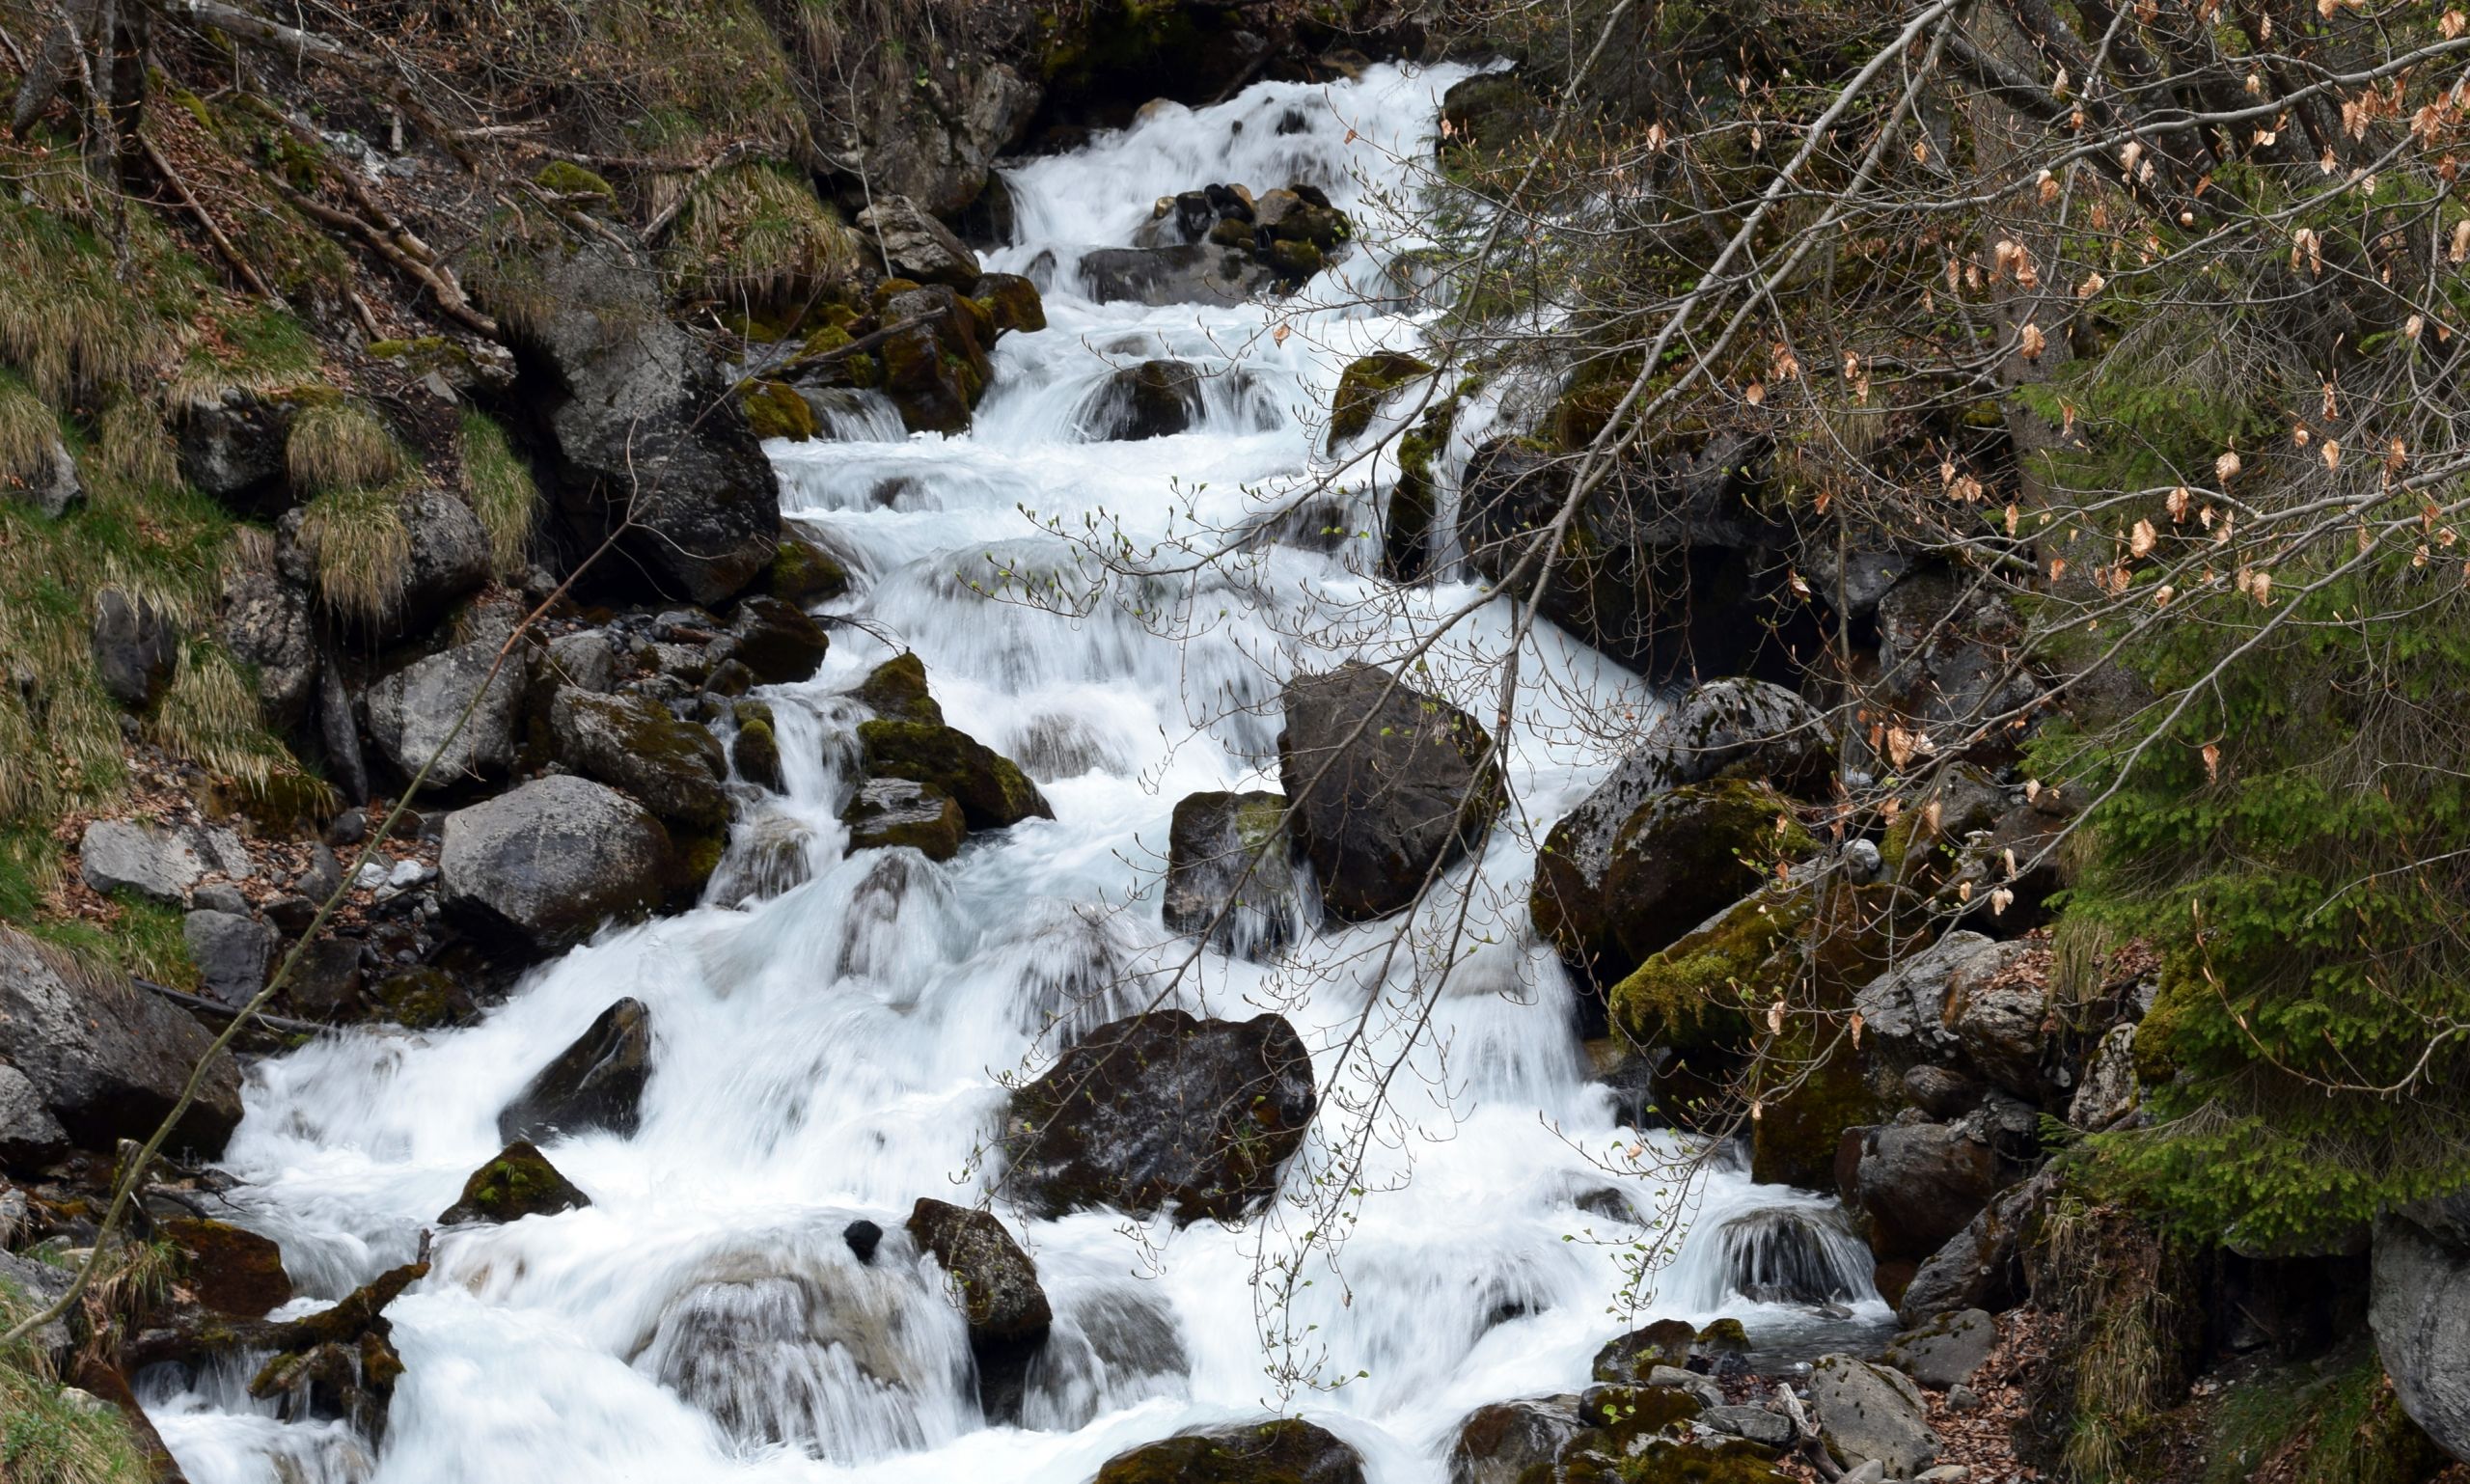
<box><xmin>144</xmin><ymin>63</ymin><xmax>1886</xmax><ymax>1484</ymax></box>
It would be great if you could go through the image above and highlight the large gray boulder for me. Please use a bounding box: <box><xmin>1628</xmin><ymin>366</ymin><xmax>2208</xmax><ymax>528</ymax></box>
<box><xmin>387</xmin><ymin>488</ymin><xmax>494</xmax><ymax>636</ymax></box>
<box><xmin>176</xmin><ymin>387</ymin><xmax>295</xmax><ymax>509</ymax></box>
<box><xmin>0</xmin><ymin>927</ymin><xmax>242</xmax><ymax>1152</ymax></box>
<box><xmin>438</xmin><ymin>776</ymin><xmax>675</xmax><ymax>959</ymax></box>
<box><xmin>1277</xmin><ymin>663</ymin><xmax>1505</xmax><ymax>922</ymax></box>
<box><xmin>476</xmin><ymin>235</ymin><xmax>779</xmax><ymax>604</ymax></box>
<box><xmin>1883</xmin><ymin>1307</ymin><xmax>1996</xmax><ymax>1390</ymax></box>
<box><xmin>0</xmin><ymin>1062</ymin><xmax>69</xmax><ymax>1162</ymax></box>
<box><xmin>835</xmin><ymin>55</ymin><xmax>1036</xmax><ymax>218</ymax></box>
<box><xmin>1002</xmin><ymin>1009</ymin><xmax>1316</xmax><ymax>1225</ymax></box>
<box><xmin>218</xmin><ymin>564</ymin><xmax>317</xmax><ymax>729</ymax></box>
<box><xmin>1899</xmin><ymin>1165</ymin><xmax>2057</xmax><ymax>1326</ymax></box>
<box><xmin>1808</xmin><ymin>1353</ymin><xmax>1936</xmax><ymax>1476</ymax></box>
<box><xmin>549</xmin><ymin>689</ymin><xmax>728</xmax><ymax>832</ymax></box>
<box><xmin>2373</xmin><ymin>1195</ymin><xmax>2470</xmax><ymax>1464</ymax></box>
<box><xmin>365</xmin><ymin>638</ymin><xmax>527</xmax><ymax>790</ymax></box>
<box><xmin>78</xmin><ymin>817</ymin><xmax>252</xmax><ymax>905</ymax></box>
<box><xmin>1080</xmin><ymin>244</ymin><xmax>1275</xmax><ymax>307</ymax></box>
<box><xmin>858</xmin><ymin>196</ymin><xmax>981</xmax><ymax>289</ymax></box>
<box><xmin>1852</xmin><ymin>933</ymin><xmax>2050</xmax><ymax>1103</ymax></box>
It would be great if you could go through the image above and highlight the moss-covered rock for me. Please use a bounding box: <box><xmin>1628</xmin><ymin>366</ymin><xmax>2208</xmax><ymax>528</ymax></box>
<box><xmin>1265</xmin><ymin>236</ymin><xmax>1324</xmax><ymax>282</ymax></box>
<box><xmin>853</xmin><ymin>650</ymin><xmax>944</xmax><ymax>724</ymax></box>
<box><xmin>858</xmin><ymin>719</ymin><xmax>1050</xmax><ymax>830</ymax></box>
<box><xmin>437</xmin><ymin>1139</ymin><xmax>590</xmax><ymax>1225</ymax></box>
<box><xmin>365</xmin><ymin>967</ymin><xmax>473</xmax><ymax>1030</ymax></box>
<box><xmin>533</xmin><ymin>160</ymin><xmax>616</xmax><ymax>208</ymax></box>
<box><xmin>1327</xmin><ymin>351</ymin><xmax>1433</xmax><ymax>451</ymax></box>
<box><xmin>720</xmin><ymin>593</ymin><xmax>830</xmax><ymax>684</ymax></box>
<box><xmin>974</xmin><ymin>272</ymin><xmax>1047</xmax><ymax>334</ymax></box>
<box><xmin>768</xmin><ymin>535</ymin><xmax>849</xmax><ymax>605</ymax></box>
<box><xmin>1696</xmin><ymin>1317</ymin><xmax>1751</xmax><ymax>1353</ymax></box>
<box><xmin>731</xmin><ymin>701</ymin><xmax>783</xmax><ymax>791</ymax></box>
<box><xmin>1093</xmin><ymin>1417</ymin><xmax>1363</xmax><ymax>1484</ymax></box>
<box><xmin>741</xmin><ymin>378</ymin><xmax>817</xmax><ymax>441</ymax></box>
<box><xmin>1593</xmin><ymin>1318</ymin><xmax>1698</xmax><ymax>1382</ymax></box>
<box><xmin>159</xmin><ymin>1216</ymin><xmax>293</xmax><ymax>1317</ymax></box>
<box><xmin>550</xmin><ymin>689</ymin><xmax>730</xmax><ymax>831</ymax></box>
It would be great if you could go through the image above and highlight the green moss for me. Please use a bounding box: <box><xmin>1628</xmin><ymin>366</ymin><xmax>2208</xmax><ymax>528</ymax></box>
<box><xmin>2205</xmin><ymin>1351</ymin><xmax>2441</xmax><ymax>1484</ymax></box>
<box><xmin>534</xmin><ymin>160</ymin><xmax>617</xmax><ymax>206</ymax></box>
<box><xmin>741</xmin><ymin>379</ymin><xmax>816</xmax><ymax>441</ymax></box>
<box><xmin>730</xmin><ymin>711</ymin><xmax>782</xmax><ymax>791</ymax></box>
<box><xmin>1695</xmin><ymin>1317</ymin><xmax>1750</xmax><ymax>1352</ymax></box>
<box><xmin>368</xmin><ymin>968</ymin><xmax>471</xmax><ymax>1029</ymax></box>
<box><xmin>768</xmin><ymin>536</ymin><xmax>848</xmax><ymax>604</ymax></box>
<box><xmin>975</xmin><ymin>275</ymin><xmax>1046</xmax><ymax>335</ymax></box>
<box><xmin>1328</xmin><ymin>351</ymin><xmax>1434</xmax><ymax>450</ymax></box>
<box><xmin>854</xmin><ymin>652</ymin><xmax>942</xmax><ymax>724</ymax></box>
<box><xmin>1608</xmin><ymin>888</ymin><xmax>1802</xmax><ymax>1051</ymax></box>
<box><xmin>439</xmin><ymin>1140</ymin><xmax>590</xmax><ymax>1224</ymax></box>
<box><xmin>857</xmin><ymin>718</ymin><xmax>1047</xmax><ymax>829</ymax></box>
<box><xmin>1266</xmin><ymin>236</ymin><xmax>1324</xmax><ymax>282</ymax></box>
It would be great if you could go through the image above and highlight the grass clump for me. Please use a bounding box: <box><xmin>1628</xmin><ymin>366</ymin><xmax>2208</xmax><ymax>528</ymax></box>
<box><xmin>455</xmin><ymin>410</ymin><xmax>538</xmax><ymax>574</ymax></box>
<box><xmin>297</xmin><ymin>484</ymin><xmax>412</xmax><ymax>626</ymax></box>
<box><xmin>0</xmin><ymin>372</ymin><xmax>64</xmax><ymax>493</ymax></box>
<box><xmin>286</xmin><ymin>400</ymin><xmax>405</xmax><ymax>496</ymax></box>
<box><xmin>665</xmin><ymin>159</ymin><xmax>860</xmax><ymax>316</ymax></box>
<box><xmin>0</xmin><ymin>1276</ymin><xmax>151</xmax><ymax>1484</ymax></box>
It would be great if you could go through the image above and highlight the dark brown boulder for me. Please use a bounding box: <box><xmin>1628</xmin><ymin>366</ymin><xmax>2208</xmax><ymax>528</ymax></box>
<box><xmin>497</xmin><ymin>999</ymin><xmax>653</xmax><ymax>1143</ymax></box>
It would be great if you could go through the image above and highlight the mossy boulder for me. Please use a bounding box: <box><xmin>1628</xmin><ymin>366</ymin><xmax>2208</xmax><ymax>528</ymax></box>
<box><xmin>1327</xmin><ymin>351</ymin><xmax>1433</xmax><ymax>451</ymax></box>
<box><xmin>549</xmin><ymin>689</ymin><xmax>729</xmax><ymax>832</ymax></box>
<box><xmin>853</xmin><ymin>651</ymin><xmax>943</xmax><ymax>724</ymax></box>
<box><xmin>1696</xmin><ymin>1317</ymin><xmax>1751</xmax><ymax>1353</ymax></box>
<box><xmin>1163</xmin><ymin>790</ymin><xmax>1301</xmax><ymax>956</ymax></box>
<box><xmin>533</xmin><ymin>160</ymin><xmax>616</xmax><ymax>207</ymax></box>
<box><xmin>857</xmin><ymin>719</ymin><xmax>1050</xmax><ymax>830</ymax></box>
<box><xmin>842</xmin><ymin>779</ymin><xmax>967</xmax><ymax>861</ymax></box>
<box><xmin>1093</xmin><ymin>1417</ymin><xmax>1363</xmax><ymax>1484</ymax></box>
<box><xmin>437</xmin><ymin>1140</ymin><xmax>590</xmax><ymax>1225</ymax></box>
<box><xmin>973</xmin><ymin>272</ymin><xmax>1046</xmax><ymax>334</ymax></box>
<box><xmin>730</xmin><ymin>701</ymin><xmax>783</xmax><ymax>791</ymax></box>
<box><xmin>1593</xmin><ymin>1318</ymin><xmax>1698</xmax><ymax>1382</ymax></box>
<box><xmin>741</xmin><ymin>378</ymin><xmax>817</xmax><ymax>441</ymax></box>
<box><xmin>768</xmin><ymin>535</ymin><xmax>849</xmax><ymax>605</ymax></box>
<box><xmin>873</xmin><ymin>284</ymin><xmax>993</xmax><ymax>434</ymax></box>
<box><xmin>159</xmin><ymin>1216</ymin><xmax>293</xmax><ymax>1317</ymax></box>
<box><xmin>1538</xmin><ymin>779</ymin><xmax>1812</xmax><ymax>993</ymax></box>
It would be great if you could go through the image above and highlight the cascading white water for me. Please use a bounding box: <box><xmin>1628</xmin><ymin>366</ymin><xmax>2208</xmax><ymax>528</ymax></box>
<box><xmin>143</xmin><ymin>64</ymin><xmax>1888</xmax><ymax>1483</ymax></box>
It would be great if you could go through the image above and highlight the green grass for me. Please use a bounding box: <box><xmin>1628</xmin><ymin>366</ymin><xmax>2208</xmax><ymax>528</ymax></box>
<box><xmin>2206</xmin><ymin>1352</ymin><xmax>2444</xmax><ymax>1484</ymax></box>
<box><xmin>664</xmin><ymin>159</ymin><xmax>859</xmax><ymax>314</ymax></box>
<box><xmin>0</xmin><ymin>1277</ymin><xmax>149</xmax><ymax>1484</ymax></box>
<box><xmin>456</xmin><ymin>410</ymin><xmax>538</xmax><ymax>574</ymax></box>
<box><xmin>286</xmin><ymin>400</ymin><xmax>406</xmax><ymax>496</ymax></box>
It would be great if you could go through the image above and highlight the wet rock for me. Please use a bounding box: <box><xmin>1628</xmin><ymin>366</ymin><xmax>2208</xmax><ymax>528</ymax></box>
<box><xmin>2372</xmin><ymin>1195</ymin><xmax>2470</xmax><ymax>1464</ymax></box>
<box><xmin>767</xmin><ymin>534</ymin><xmax>851</xmax><ymax>605</ymax></box>
<box><xmin>240</xmin><ymin>1261</ymin><xmax>426</xmax><ymax>1443</ymax></box>
<box><xmin>859</xmin><ymin>196</ymin><xmax>981</xmax><ymax>289</ymax></box>
<box><xmin>1808</xmin><ymin>1353</ymin><xmax>1935</xmax><ymax>1477</ymax></box>
<box><xmin>1459</xmin><ymin>434</ymin><xmax>1809</xmax><ymax>682</ymax></box>
<box><xmin>1162</xmin><ymin>790</ymin><xmax>1301</xmax><ymax>955</ymax></box>
<box><xmin>842</xmin><ymin>778</ymin><xmax>967</xmax><ymax>860</ymax></box>
<box><xmin>438</xmin><ymin>1140</ymin><xmax>591</xmax><ymax>1224</ymax></box>
<box><xmin>0</xmin><ymin>1062</ymin><xmax>69</xmax><ymax>1162</ymax></box>
<box><xmin>550</xmin><ymin>689</ymin><xmax>728</xmax><ymax>831</ymax></box>
<box><xmin>842</xmin><ymin>1219</ymin><xmax>883</xmax><ymax>1263</ymax></box>
<box><xmin>716</xmin><ymin>594</ymin><xmax>829</xmax><ymax>685</ymax></box>
<box><xmin>1838</xmin><ymin>1120</ymin><xmax>2001</xmax><ymax>1264</ymax></box>
<box><xmin>438</xmin><ymin>777</ymin><xmax>675</xmax><ymax>959</ymax></box>
<box><xmin>1592</xmin><ymin>1317</ymin><xmax>1697</xmax><ymax>1381</ymax></box>
<box><xmin>854</xmin><ymin>651</ymin><xmax>942</xmax><ymax>723</ymax></box>
<box><xmin>1003</xmin><ymin>1009</ymin><xmax>1315</xmax><ymax>1225</ymax></box>
<box><xmin>872</xmin><ymin>284</ymin><xmax>995</xmax><ymax>434</ymax></box>
<box><xmin>729</xmin><ymin>701</ymin><xmax>782</xmax><ymax>791</ymax></box>
<box><xmin>1094</xmin><ymin>1417</ymin><xmax>1364</xmax><ymax>1484</ymax></box>
<box><xmin>1884</xmin><ymin>1307</ymin><xmax>1996</xmax><ymax>1391</ymax></box>
<box><xmin>280</xmin><ymin>933</ymin><xmax>363</xmax><ymax>1017</ymax></box>
<box><xmin>1327</xmin><ymin>351</ymin><xmax>1432</xmax><ymax>450</ymax></box>
<box><xmin>1079</xmin><ymin>359</ymin><xmax>1206</xmax><ymax>440</ymax></box>
<box><xmin>498</xmin><ymin>998</ymin><xmax>653</xmax><ymax>1142</ymax></box>
<box><xmin>91</xmin><ymin>589</ymin><xmax>179</xmax><ymax>709</ymax></box>
<box><xmin>159</xmin><ymin>1216</ymin><xmax>293</xmax><ymax>1317</ymax></box>
<box><xmin>0</xmin><ymin>927</ymin><xmax>242</xmax><ymax>1153</ymax></box>
<box><xmin>906</xmin><ymin>1196</ymin><xmax>1051</xmax><ymax>1420</ymax></box>
<box><xmin>364</xmin><ymin>639</ymin><xmax>527</xmax><ymax>790</ymax></box>
<box><xmin>857</xmin><ymin>719</ymin><xmax>1051</xmax><ymax>831</ymax></box>
<box><xmin>477</xmin><ymin>234</ymin><xmax>779</xmax><ymax>604</ymax></box>
<box><xmin>217</xmin><ymin>564</ymin><xmax>318</xmax><ymax>729</ymax></box>
<box><xmin>1276</xmin><ymin>662</ymin><xmax>1505</xmax><ymax>922</ymax></box>
<box><xmin>974</xmin><ymin>272</ymin><xmax>1046</xmax><ymax>335</ymax></box>
<box><xmin>1536</xmin><ymin>779</ymin><xmax>1808</xmax><ymax>990</ymax></box>
<box><xmin>78</xmin><ymin>810</ymin><xmax>249</xmax><ymax>903</ymax></box>
<box><xmin>1446</xmin><ymin>1396</ymin><xmax>1586</xmax><ymax>1484</ymax></box>
<box><xmin>183</xmin><ymin>909</ymin><xmax>274</xmax><ymax>1006</ymax></box>
<box><xmin>367</xmin><ymin>967</ymin><xmax>474</xmax><ymax>1031</ymax></box>
<box><xmin>1081</xmin><ymin>243</ymin><xmax>1275</xmax><ymax>307</ymax></box>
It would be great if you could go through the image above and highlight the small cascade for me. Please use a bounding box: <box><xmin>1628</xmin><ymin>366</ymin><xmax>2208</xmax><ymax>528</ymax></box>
<box><xmin>147</xmin><ymin>59</ymin><xmax>1887</xmax><ymax>1484</ymax></box>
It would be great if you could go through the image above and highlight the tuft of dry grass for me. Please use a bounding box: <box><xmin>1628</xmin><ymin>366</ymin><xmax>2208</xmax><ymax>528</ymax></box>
<box><xmin>665</xmin><ymin>159</ymin><xmax>860</xmax><ymax>315</ymax></box>
<box><xmin>286</xmin><ymin>399</ymin><xmax>405</xmax><ymax>496</ymax></box>
<box><xmin>297</xmin><ymin>483</ymin><xmax>412</xmax><ymax>625</ymax></box>
<box><xmin>0</xmin><ymin>372</ymin><xmax>63</xmax><ymax>490</ymax></box>
<box><xmin>456</xmin><ymin>410</ymin><xmax>538</xmax><ymax>574</ymax></box>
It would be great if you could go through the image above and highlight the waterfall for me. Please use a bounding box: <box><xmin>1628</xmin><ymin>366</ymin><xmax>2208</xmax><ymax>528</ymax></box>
<box><xmin>145</xmin><ymin>61</ymin><xmax>1887</xmax><ymax>1484</ymax></box>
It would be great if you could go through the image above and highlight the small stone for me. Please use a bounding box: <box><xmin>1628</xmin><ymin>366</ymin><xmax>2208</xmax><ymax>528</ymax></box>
<box><xmin>1841</xmin><ymin>1463</ymin><xmax>1886</xmax><ymax>1484</ymax></box>
<box><xmin>326</xmin><ymin>811</ymin><xmax>369</xmax><ymax>846</ymax></box>
<box><xmin>1918</xmin><ymin>1467</ymin><xmax>1972</xmax><ymax>1482</ymax></box>
<box><xmin>296</xmin><ymin>843</ymin><xmax>343</xmax><ymax>901</ymax></box>
<box><xmin>191</xmin><ymin>882</ymin><xmax>251</xmax><ymax>916</ymax></box>
<box><xmin>843</xmin><ymin>1219</ymin><xmax>883</xmax><ymax>1264</ymax></box>
<box><xmin>1945</xmin><ymin>1384</ymin><xmax>1982</xmax><ymax>1413</ymax></box>
<box><xmin>353</xmin><ymin>861</ymin><xmax>389</xmax><ymax>890</ymax></box>
<box><xmin>183</xmin><ymin>910</ymin><xmax>275</xmax><ymax>1006</ymax></box>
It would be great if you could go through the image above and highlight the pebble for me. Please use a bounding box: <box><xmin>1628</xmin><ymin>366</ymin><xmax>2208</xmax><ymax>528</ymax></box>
<box><xmin>1945</xmin><ymin>1383</ymin><xmax>1983</xmax><ymax>1413</ymax></box>
<box><xmin>1917</xmin><ymin>1468</ymin><xmax>1972</xmax><ymax>1483</ymax></box>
